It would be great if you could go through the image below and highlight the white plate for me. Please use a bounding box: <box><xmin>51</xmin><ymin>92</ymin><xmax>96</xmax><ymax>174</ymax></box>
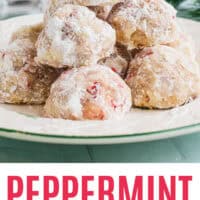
<box><xmin>0</xmin><ymin>14</ymin><xmax>200</xmax><ymax>144</ymax></box>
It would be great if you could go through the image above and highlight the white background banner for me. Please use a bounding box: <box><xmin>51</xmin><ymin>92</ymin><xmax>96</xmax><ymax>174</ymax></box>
<box><xmin>0</xmin><ymin>164</ymin><xmax>199</xmax><ymax>199</ymax></box>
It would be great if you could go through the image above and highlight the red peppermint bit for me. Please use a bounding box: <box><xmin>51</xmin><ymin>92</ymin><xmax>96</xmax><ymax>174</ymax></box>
<box><xmin>138</xmin><ymin>49</ymin><xmax>153</xmax><ymax>58</ymax></box>
<box><xmin>111</xmin><ymin>67</ymin><xmax>118</xmax><ymax>73</ymax></box>
<box><xmin>111</xmin><ymin>99</ymin><xmax>123</xmax><ymax>110</ymax></box>
<box><xmin>87</xmin><ymin>82</ymin><xmax>101</xmax><ymax>98</ymax></box>
<box><xmin>126</xmin><ymin>69</ymin><xmax>137</xmax><ymax>80</ymax></box>
<box><xmin>111</xmin><ymin>100</ymin><xmax>117</xmax><ymax>109</ymax></box>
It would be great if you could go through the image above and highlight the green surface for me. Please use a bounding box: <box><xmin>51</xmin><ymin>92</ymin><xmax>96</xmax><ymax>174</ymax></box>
<box><xmin>0</xmin><ymin>133</ymin><xmax>200</xmax><ymax>162</ymax></box>
<box><xmin>170</xmin><ymin>0</ymin><xmax>200</xmax><ymax>21</ymax></box>
<box><xmin>0</xmin><ymin>0</ymin><xmax>200</xmax><ymax>162</ymax></box>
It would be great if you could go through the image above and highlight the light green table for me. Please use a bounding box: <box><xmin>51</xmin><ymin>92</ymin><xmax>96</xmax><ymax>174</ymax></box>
<box><xmin>0</xmin><ymin>133</ymin><xmax>200</xmax><ymax>162</ymax></box>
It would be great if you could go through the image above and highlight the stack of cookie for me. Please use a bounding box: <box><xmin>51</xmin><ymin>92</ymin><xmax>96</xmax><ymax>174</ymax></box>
<box><xmin>0</xmin><ymin>0</ymin><xmax>199</xmax><ymax>120</ymax></box>
<box><xmin>108</xmin><ymin>0</ymin><xmax>200</xmax><ymax>109</ymax></box>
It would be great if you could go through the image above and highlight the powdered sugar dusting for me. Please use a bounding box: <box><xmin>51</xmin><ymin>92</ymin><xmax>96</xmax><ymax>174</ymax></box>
<box><xmin>44</xmin><ymin>65</ymin><xmax>131</xmax><ymax>120</ymax></box>
<box><xmin>108</xmin><ymin>0</ymin><xmax>177</xmax><ymax>49</ymax></box>
<box><xmin>36</xmin><ymin>5</ymin><xmax>116</xmax><ymax>68</ymax></box>
<box><xmin>0</xmin><ymin>15</ymin><xmax>200</xmax><ymax>140</ymax></box>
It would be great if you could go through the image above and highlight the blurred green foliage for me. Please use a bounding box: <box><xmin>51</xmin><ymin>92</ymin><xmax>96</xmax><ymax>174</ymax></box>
<box><xmin>167</xmin><ymin>0</ymin><xmax>200</xmax><ymax>21</ymax></box>
<box><xmin>167</xmin><ymin>0</ymin><xmax>184</xmax><ymax>7</ymax></box>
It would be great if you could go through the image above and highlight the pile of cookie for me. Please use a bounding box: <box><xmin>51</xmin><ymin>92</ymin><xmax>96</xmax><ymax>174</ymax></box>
<box><xmin>0</xmin><ymin>0</ymin><xmax>200</xmax><ymax>120</ymax></box>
